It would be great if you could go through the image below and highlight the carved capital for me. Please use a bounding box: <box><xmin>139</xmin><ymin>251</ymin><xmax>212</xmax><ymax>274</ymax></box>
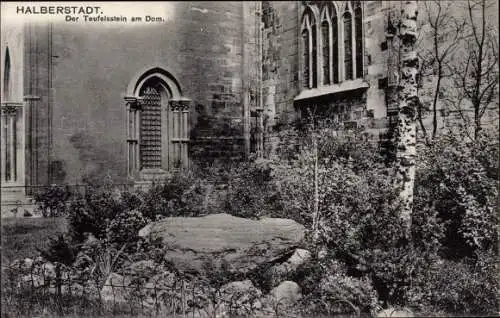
<box><xmin>169</xmin><ymin>98</ymin><xmax>192</xmax><ymax>112</ymax></box>
<box><xmin>1</xmin><ymin>106</ymin><xmax>18</xmax><ymax>115</ymax></box>
<box><xmin>124</xmin><ymin>96</ymin><xmax>143</xmax><ymax>110</ymax></box>
<box><xmin>1</xmin><ymin>102</ymin><xmax>23</xmax><ymax>115</ymax></box>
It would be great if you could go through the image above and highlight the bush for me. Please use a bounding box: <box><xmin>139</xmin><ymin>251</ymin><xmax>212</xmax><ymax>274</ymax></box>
<box><xmin>106</xmin><ymin>209</ymin><xmax>150</xmax><ymax>247</ymax></box>
<box><xmin>415</xmin><ymin>130</ymin><xmax>498</xmax><ymax>259</ymax></box>
<box><xmin>407</xmin><ymin>252</ymin><xmax>499</xmax><ymax>315</ymax></box>
<box><xmin>298</xmin><ymin>258</ymin><xmax>379</xmax><ymax>315</ymax></box>
<box><xmin>34</xmin><ymin>185</ymin><xmax>72</xmax><ymax>217</ymax></box>
<box><xmin>38</xmin><ymin>234</ymin><xmax>77</xmax><ymax>266</ymax></box>
<box><xmin>138</xmin><ymin>171</ymin><xmax>209</xmax><ymax>219</ymax></box>
<box><xmin>223</xmin><ymin>159</ymin><xmax>285</xmax><ymax>219</ymax></box>
<box><xmin>66</xmin><ymin>186</ymin><xmax>124</xmax><ymax>244</ymax></box>
<box><xmin>269</xmin><ymin>124</ymin><xmax>499</xmax><ymax>313</ymax></box>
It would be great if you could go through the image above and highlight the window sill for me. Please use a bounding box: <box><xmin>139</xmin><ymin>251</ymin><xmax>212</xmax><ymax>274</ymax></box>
<box><xmin>294</xmin><ymin>78</ymin><xmax>369</xmax><ymax>101</ymax></box>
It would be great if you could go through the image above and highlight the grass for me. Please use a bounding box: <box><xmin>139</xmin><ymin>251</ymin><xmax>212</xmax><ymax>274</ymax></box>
<box><xmin>1</xmin><ymin>217</ymin><xmax>68</xmax><ymax>265</ymax></box>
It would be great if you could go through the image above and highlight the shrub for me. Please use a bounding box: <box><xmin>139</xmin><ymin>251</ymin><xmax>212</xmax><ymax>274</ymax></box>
<box><xmin>66</xmin><ymin>186</ymin><xmax>124</xmax><ymax>244</ymax></box>
<box><xmin>38</xmin><ymin>234</ymin><xmax>77</xmax><ymax>266</ymax></box>
<box><xmin>415</xmin><ymin>130</ymin><xmax>498</xmax><ymax>259</ymax></box>
<box><xmin>34</xmin><ymin>185</ymin><xmax>72</xmax><ymax>217</ymax></box>
<box><xmin>223</xmin><ymin>159</ymin><xmax>285</xmax><ymax>219</ymax></box>
<box><xmin>106</xmin><ymin>209</ymin><xmax>150</xmax><ymax>247</ymax></box>
<box><xmin>138</xmin><ymin>171</ymin><xmax>209</xmax><ymax>219</ymax></box>
<box><xmin>298</xmin><ymin>258</ymin><xmax>379</xmax><ymax>315</ymax></box>
<box><xmin>407</xmin><ymin>252</ymin><xmax>499</xmax><ymax>315</ymax></box>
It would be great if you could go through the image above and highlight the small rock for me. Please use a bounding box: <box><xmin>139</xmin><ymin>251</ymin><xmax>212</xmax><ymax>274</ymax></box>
<box><xmin>138</xmin><ymin>223</ymin><xmax>153</xmax><ymax>238</ymax></box>
<box><xmin>41</xmin><ymin>262</ymin><xmax>56</xmax><ymax>279</ymax></box>
<box><xmin>377</xmin><ymin>307</ymin><xmax>414</xmax><ymax>317</ymax></box>
<box><xmin>219</xmin><ymin>280</ymin><xmax>263</xmax><ymax>316</ymax></box>
<box><xmin>269</xmin><ymin>281</ymin><xmax>302</xmax><ymax>306</ymax></box>
<box><xmin>269</xmin><ymin>248</ymin><xmax>311</xmax><ymax>286</ymax></box>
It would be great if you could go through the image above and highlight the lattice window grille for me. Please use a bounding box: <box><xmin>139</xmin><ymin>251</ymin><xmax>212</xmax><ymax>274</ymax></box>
<box><xmin>140</xmin><ymin>87</ymin><xmax>162</xmax><ymax>169</ymax></box>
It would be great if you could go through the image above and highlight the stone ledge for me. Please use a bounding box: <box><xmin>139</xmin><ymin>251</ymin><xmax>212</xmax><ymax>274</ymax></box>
<box><xmin>294</xmin><ymin>78</ymin><xmax>370</xmax><ymax>101</ymax></box>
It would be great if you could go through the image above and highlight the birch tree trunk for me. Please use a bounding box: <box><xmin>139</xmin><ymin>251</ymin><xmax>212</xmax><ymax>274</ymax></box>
<box><xmin>394</xmin><ymin>1</ymin><xmax>419</xmax><ymax>232</ymax></box>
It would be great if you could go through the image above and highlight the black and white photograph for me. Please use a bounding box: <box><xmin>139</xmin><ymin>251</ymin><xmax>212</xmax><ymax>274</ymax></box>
<box><xmin>1</xmin><ymin>1</ymin><xmax>498</xmax><ymax>317</ymax></box>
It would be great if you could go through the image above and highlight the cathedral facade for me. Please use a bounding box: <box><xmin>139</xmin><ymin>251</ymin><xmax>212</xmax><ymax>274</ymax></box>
<box><xmin>1</xmin><ymin>1</ymin><xmax>393</xmax><ymax>205</ymax></box>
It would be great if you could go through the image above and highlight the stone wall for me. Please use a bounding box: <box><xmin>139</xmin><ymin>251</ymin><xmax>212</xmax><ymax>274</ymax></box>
<box><xmin>261</xmin><ymin>1</ymin><xmax>300</xmax><ymax>126</ymax></box>
<box><xmin>260</xmin><ymin>0</ymin><xmax>390</xmax><ymax>152</ymax></box>
<box><xmin>24</xmin><ymin>23</ymin><xmax>53</xmax><ymax>190</ymax></box>
<box><xmin>28</xmin><ymin>2</ymin><xmax>249</xmax><ymax>184</ymax></box>
<box><xmin>21</xmin><ymin>1</ymin><xmax>394</xmax><ymax>184</ymax></box>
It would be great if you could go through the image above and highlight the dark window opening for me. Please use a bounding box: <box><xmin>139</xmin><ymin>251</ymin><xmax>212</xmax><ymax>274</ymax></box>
<box><xmin>344</xmin><ymin>12</ymin><xmax>353</xmax><ymax>80</ymax></box>
<box><xmin>355</xmin><ymin>3</ymin><xmax>363</xmax><ymax>78</ymax></box>
<box><xmin>322</xmin><ymin>21</ymin><xmax>330</xmax><ymax>85</ymax></box>
<box><xmin>302</xmin><ymin>29</ymin><xmax>310</xmax><ymax>88</ymax></box>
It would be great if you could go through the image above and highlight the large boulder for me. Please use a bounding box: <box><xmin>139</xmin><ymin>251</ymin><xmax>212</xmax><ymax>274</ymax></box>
<box><xmin>138</xmin><ymin>213</ymin><xmax>305</xmax><ymax>275</ymax></box>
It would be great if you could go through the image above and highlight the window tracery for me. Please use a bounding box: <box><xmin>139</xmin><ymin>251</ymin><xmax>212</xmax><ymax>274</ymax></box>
<box><xmin>300</xmin><ymin>1</ymin><xmax>364</xmax><ymax>89</ymax></box>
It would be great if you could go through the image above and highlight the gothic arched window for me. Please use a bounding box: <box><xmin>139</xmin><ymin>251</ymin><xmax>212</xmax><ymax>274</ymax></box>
<box><xmin>301</xmin><ymin>8</ymin><xmax>317</xmax><ymax>89</ymax></box>
<box><xmin>331</xmin><ymin>4</ymin><xmax>340</xmax><ymax>84</ymax></box>
<box><xmin>320</xmin><ymin>5</ymin><xmax>331</xmax><ymax>85</ymax></box>
<box><xmin>311</xmin><ymin>18</ymin><xmax>318</xmax><ymax>88</ymax></box>
<box><xmin>354</xmin><ymin>1</ymin><xmax>364</xmax><ymax>78</ymax></box>
<box><xmin>3</xmin><ymin>47</ymin><xmax>10</xmax><ymax>100</ymax></box>
<box><xmin>300</xmin><ymin>2</ymin><xmax>363</xmax><ymax>90</ymax></box>
<box><xmin>302</xmin><ymin>28</ymin><xmax>310</xmax><ymax>89</ymax></box>
<box><xmin>343</xmin><ymin>8</ymin><xmax>354</xmax><ymax>80</ymax></box>
<box><xmin>139</xmin><ymin>83</ymin><xmax>163</xmax><ymax>169</ymax></box>
<box><xmin>125</xmin><ymin>67</ymin><xmax>191</xmax><ymax>178</ymax></box>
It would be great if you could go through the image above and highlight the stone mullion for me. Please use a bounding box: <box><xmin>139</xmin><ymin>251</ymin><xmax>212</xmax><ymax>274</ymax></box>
<box><xmin>135</xmin><ymin>109</ymin><xmax>140</xmax><ymax>171</ymax></box>
<box><xmin>182</xmin><ymin>108</ymin><xmax>189</xmax><ymax>168</ymax></box>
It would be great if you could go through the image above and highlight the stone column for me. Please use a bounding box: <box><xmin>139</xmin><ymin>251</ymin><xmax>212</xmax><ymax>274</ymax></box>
<box><xmin>169</xmin><ymin>98</ymin><xmax>191</xmax><ymax>170</ymax></box>
<box><xmin>124</xmin><ymin>96</ymin><xmax>142</xmax><ymax>177</ymax></box>
<box><xmin>9</xmin><ymin>111</ymin><xmax>16</xmax><ymax>181</ymax></box>
<box><xmin>1</xmin><ymin>104</ymin><xmax>22</xmax><ymax>182</ymax></box>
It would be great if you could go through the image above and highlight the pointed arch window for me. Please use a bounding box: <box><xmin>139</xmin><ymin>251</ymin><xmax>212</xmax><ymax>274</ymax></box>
<box><xmin>3</xmin><ymin>48</ymin><xmax>11</xmax><ymax>100</ymax></box>
<box><xmin>331</xmin><ymin>5</ymin><xmax>339</xmax><ymax>84</ymax></box>
<box><xmin>300</xmin><ymin>2</ymin><xmax>363</xmax><ymax>91</ymax></box>
<box><xmin>354</xmin><ymin>1</ymin><xmax>364</xmax><ymax>78</ymax></box>
<box><xmin>139</xmin><ymin>84</ymin><xmax>163</xmax><ymax>169</ymax></box>
<box><xmin>320</xmin><ymin>5</ymin><xmax>331</xmax><ymax>85</ymax></box>
<box><xmin>301</xmin><ymin>8</ymin><xmax>317</xmax><ymax>89</ymax></box>
<box><xmin>125</xmin><ymin>68</ymin><xmax>192</xmax><ymax>178</ymax></box>
<box><xmin>343</xmin><ymin>9</ymin><xmax>354</xmax><ymax>81</ymax></box>
<box><xmin>311</xmin><ymin>19</ymin><xmax>318</xmax><ymax>88</ymax></box>
<box><xmin>2</xmin><ymin>47</ymin><xmax>18</xmax><ymax>183</ymax></box>
<box><xmin>302</xmin><ymin>28</ymin><xmax>310</xmax><ymax>88</ymax></box>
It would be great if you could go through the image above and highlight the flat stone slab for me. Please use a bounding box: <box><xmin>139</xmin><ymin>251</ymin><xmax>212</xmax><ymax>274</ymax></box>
<box><xmin>139</xmin><ymin>213</ymin><xmax>305</xmax><ymax>275</ymax></box>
